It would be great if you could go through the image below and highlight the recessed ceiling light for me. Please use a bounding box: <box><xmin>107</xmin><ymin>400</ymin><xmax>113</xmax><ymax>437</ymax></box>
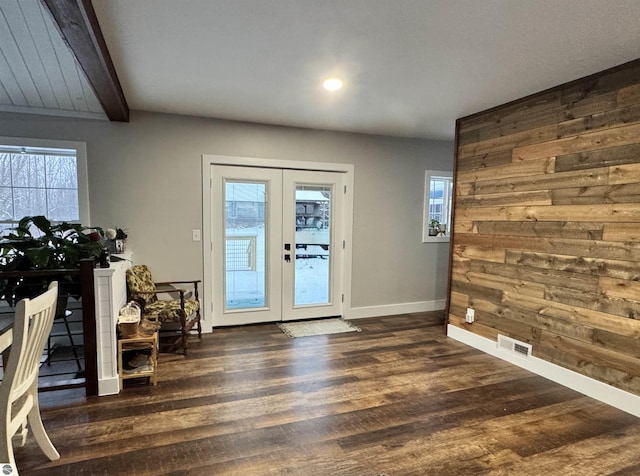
<box><xmin>323</xmin><ymin>78</ymin><xmax>343</xmax><ymax>91</ymax></box>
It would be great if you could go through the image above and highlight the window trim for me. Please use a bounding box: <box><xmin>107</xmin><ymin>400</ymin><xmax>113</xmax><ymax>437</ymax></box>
<box><xmin>422</xmin><ymin>169</ymin><xmax>452</xmax><ymax>243</ymax></box>
<box><xmin>0</xmin><ymin>136</ymin><xmax>90</xmax><ymax>226</ymax></box>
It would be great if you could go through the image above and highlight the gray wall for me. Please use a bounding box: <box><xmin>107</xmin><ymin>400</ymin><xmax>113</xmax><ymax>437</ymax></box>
<box><xmin>0</xmin><ymin>110</ymin><xmax>453</xmax><ymax>311</ymax></box>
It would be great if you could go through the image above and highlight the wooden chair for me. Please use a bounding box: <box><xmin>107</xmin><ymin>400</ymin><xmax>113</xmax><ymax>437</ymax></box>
<box><xmin>0</xmin><ymin>281</ymin><xmax>60</xmax><ymax>471</ymax></box>
<box><xmin>125</xmin><ymin>265</ymin><xmax>201</xmax><ymax>354</ymax></box>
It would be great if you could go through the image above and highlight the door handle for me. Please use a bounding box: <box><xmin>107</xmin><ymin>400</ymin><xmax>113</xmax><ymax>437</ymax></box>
<box><xmin>284</xmin><ymin>254</ymin><xmax>291</xmax><ymax>262</ymax></box>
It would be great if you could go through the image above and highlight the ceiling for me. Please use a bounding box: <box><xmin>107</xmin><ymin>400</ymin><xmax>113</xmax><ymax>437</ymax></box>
<box><xmin>1</xmin><ymin>0</ymin><xmax>640</xmax><ymax>141</ymax></box>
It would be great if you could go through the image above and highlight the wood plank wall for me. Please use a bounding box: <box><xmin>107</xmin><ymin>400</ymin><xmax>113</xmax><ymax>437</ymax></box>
<box><xmin>449</xmin><ymin>59</ymin><xmax>640</xmax><ymax>396</ymax></box>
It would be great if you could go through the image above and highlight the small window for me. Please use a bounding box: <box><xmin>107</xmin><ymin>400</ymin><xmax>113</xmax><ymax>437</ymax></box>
<box><xmin>423</xmin><ymin>170</ymin><xmax>453</xmax><ymax>243</ymax></box>
<box><xmin>0</xmin><ymin>137</ymin><xmax>89</xmax><ymax>235</ymax></box>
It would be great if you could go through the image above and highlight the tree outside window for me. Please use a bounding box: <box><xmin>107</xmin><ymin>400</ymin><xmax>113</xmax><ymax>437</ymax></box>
<box><xmin>0</xmin><ymin>137</ymin><xmax>89</xmax><ymax>236</ymax></box>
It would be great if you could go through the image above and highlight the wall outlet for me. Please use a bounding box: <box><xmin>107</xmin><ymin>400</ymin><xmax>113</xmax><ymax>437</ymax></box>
<box><xmin>465</xmin><ymin>307</ymin><xmax>475</xmax><ymax>323</ymax></box>
<box><xmin>192</xmin><ymin>229</ymin><xmax>201</xmax><ymax>242</ymax></box>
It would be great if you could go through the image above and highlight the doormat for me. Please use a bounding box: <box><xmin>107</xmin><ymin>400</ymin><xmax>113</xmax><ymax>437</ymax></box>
<box><xmin>277</xmin><ymin>318</ymin><xmax>361</xmax><ymax>338</ymax></box>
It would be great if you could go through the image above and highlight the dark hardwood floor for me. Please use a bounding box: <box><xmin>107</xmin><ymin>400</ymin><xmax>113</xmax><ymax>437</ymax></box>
<box><xmin>18</xmin><ymin>312</ymin><xmax>640</xmax><ymax>475</ymax></box>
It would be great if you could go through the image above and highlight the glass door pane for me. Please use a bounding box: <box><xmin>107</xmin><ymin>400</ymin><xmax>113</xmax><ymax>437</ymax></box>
<box><xmin>294</xmin><ymin>185</ymin><xmax>331</xmax><ymax>306</ymax></box>
<box><xmin>224</xmin><ymin>181</ymin><xmax>267</xmax><ymax>309</ymax></box>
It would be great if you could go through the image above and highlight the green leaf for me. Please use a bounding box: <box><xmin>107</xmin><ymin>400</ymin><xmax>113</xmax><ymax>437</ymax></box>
<box><xmin>31</xmin><ymin>215</ymin><xmax>52</xmax><ymax>235</ymax></box>
<box><xmin>24</xmin><ymin>246</ymin><xmax>51</xmax><ymax>268</ymax></box>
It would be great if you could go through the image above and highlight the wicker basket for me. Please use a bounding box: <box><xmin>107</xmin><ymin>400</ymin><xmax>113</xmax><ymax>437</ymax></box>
<box><xmin>118</xmin><ymin>301</ymin><xmax>142</xmax><ymax>338</ymax></box>
<box><xmin>118</xmin><ymin>320</ymin><xmax>139</xmax><ymax>338</ymax></box>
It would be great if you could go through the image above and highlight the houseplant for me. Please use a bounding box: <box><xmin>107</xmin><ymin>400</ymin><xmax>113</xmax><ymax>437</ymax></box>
<box><xmin>428</xmin><ymin>218</ymin><xmax>440</xmax><ymax>236</ymax></box>
<box><xmin>0</xmin><ymin>215</ymin><xmax>104</xmax><ymax>306</ymax></box>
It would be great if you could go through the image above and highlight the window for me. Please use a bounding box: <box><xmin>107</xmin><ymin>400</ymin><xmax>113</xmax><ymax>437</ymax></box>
<box><xmin>0</xmin><ymin>137</ymin><xmax>89</xmax><ymax>235</ymax></box>
<box><xmin>423</xmin><ymin>170</ymin><xmax>453</xmax><ymax>242</ymax></box>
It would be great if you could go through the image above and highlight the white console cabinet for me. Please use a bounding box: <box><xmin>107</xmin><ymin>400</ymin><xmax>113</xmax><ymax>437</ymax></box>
<box><xmin>93</xmin><ymin>252</ymin><xmax>132</xmax><ymax>395</ymax></box>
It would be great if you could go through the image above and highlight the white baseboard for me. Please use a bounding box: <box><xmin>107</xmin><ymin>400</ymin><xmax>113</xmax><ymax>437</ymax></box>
<box><xmin>447</xmin><ymin>325</ymin><xmax>640</xmax><ymax>419</ymax></box>
<box><xmin>347</xmin><ymin>299</ymin><xmax>446</xmax><ymax>319</ymax></box>
<box><xmin>205</xmin><ymin>300</ymin><xmax>446</xmax><ymax>327</ymax></box>
<box><xmin>98</xmin><ymin>377</ymin><xmax>120</xmax><ymax>396</ymax></box>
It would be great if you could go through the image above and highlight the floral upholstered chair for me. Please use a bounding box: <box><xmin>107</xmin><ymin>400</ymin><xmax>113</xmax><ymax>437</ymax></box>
<box><xmin>125</xmin><ymin>264</ymin><xmax>201</xmax><ymax>354</ymax></box>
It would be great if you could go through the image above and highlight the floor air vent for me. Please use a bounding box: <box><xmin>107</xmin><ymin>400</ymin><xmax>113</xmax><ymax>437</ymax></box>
<box><xmin>497</xmin><ymin>334</ymin><xmax>532</xmax><ymax>358</ymax></box>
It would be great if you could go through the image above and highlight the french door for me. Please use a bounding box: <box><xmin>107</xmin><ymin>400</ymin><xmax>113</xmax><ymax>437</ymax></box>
<box><xmin>211</xmin><ymin>165</ymin><xmax>345</xmax><ymax>325</ymax></box>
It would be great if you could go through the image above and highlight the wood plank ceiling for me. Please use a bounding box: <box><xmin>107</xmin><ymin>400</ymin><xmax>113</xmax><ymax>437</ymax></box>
<box><xmin>0</xmin><ymin>0</ymin><xmax>128</xmax><ymax>122</ymax></box>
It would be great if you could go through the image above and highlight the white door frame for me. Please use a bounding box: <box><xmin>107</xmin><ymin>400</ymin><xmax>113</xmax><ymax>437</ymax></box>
<box><xmin>202</xmin><ymin>154</ymin><xmax>354</xmax><ymax>329</ymax></box>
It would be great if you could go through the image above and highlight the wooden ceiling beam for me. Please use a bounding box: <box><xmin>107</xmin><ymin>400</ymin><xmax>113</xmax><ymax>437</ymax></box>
<box><xmin>42</xmin><ymin>0</ymin><xmax>129</xmax><ymax>122</ymax></box>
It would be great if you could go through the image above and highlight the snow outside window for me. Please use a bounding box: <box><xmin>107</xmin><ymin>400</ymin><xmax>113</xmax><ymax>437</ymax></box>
<box><xmin>422</xmin><ymin>170</ymin><xmax>452</xmax><ymax>243</ymax></box>
<box><xmin>0</xmin><ymin>137</ymin><xmax>89</xmax><ymax>236</ymax></box>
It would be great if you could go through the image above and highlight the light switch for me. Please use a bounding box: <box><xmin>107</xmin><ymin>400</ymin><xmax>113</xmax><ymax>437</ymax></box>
<box><xmin>192</xmin><ymin>229</ymin><xmax>201</xmax><ymax>241</ymax></box>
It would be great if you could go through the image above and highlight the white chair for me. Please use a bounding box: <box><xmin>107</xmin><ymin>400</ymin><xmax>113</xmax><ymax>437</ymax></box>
<box><xmin>0</xmin><ymin>282</ymin><xmax>60</xmax><ymax>471</ymax></box>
